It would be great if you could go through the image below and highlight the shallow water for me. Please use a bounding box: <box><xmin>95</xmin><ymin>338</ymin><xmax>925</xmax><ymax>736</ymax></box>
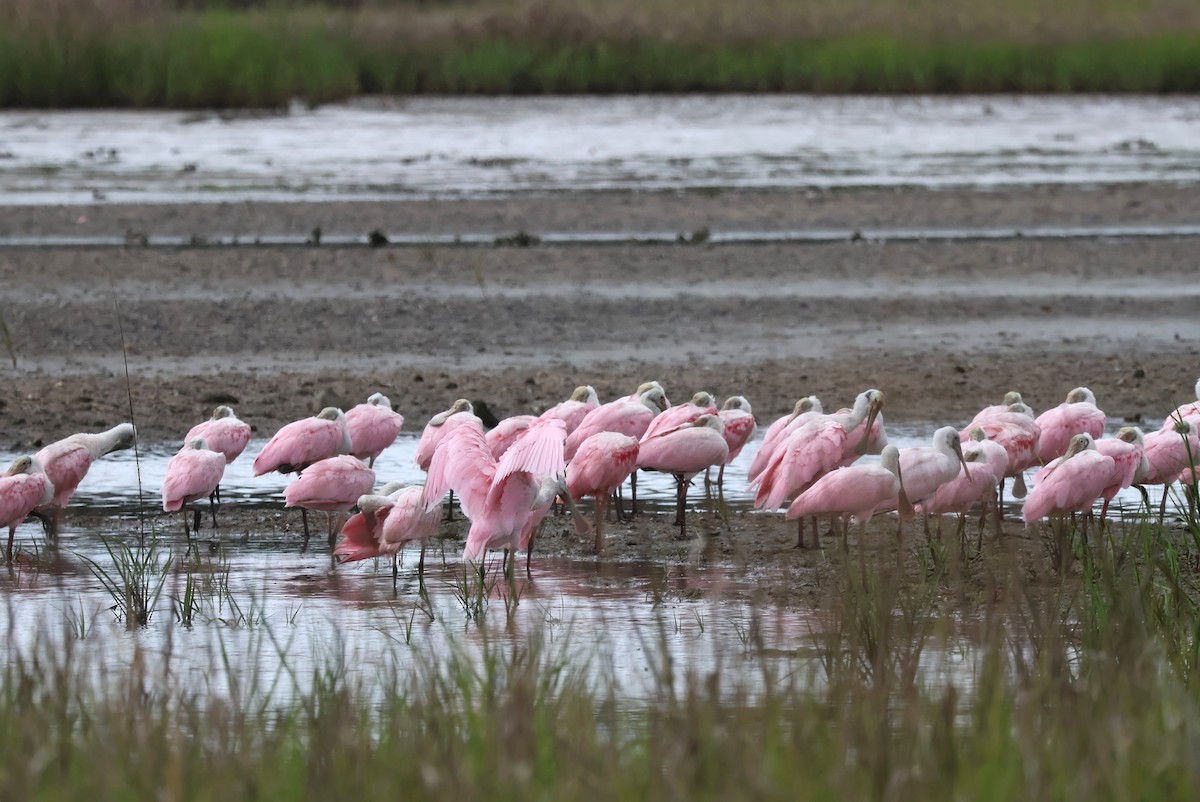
<box><xmin>3</xmin><ymin>95</ymin><xmax>1199</xmax><ymax>204</ymax></box>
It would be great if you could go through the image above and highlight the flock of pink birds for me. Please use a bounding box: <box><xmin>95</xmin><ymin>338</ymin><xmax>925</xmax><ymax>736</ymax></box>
<box><xmin>3</xmin><ymin>379</ymin><xmax>1200</xmax><ymax>571</ymax></box>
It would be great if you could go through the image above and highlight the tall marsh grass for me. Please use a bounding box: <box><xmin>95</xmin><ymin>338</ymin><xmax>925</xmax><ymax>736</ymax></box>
<box><xmin>3</xmin><ymin>0</ymin><xmax>1200</xmax><ymax>106</ymax></box>
<box><xmin>4</xmin><ymin>507</ymin><xmax>1200</xmax><ymax>799</ymax></box>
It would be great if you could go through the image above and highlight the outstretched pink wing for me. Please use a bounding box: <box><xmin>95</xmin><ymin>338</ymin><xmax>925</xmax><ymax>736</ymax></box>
<box><xmin>423</xmin><ymin>423</ymin><xmax>495</xmax><ymax>518</ymax></box>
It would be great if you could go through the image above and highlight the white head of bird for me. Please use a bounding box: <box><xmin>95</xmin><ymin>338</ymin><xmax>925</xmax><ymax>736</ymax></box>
<box><xmin>849</xmin><ymin>389</ymin><xmax>885</xmax><ymax>455</ymax></box>
<box><xmin>211</xmin><ymin>405</ymin><xmax>235</xmax><ymax>420</ymax></box>
<box><xmin>689</xmin><ymin>391</ymin><xmax>716</xmax><ymax>408</ymax></box>
<box><xmin>1065</xmin><ymin>387</ymin><xmax>1097</xmax><ymax>405</ymax></box>
<box><xmin>790</xmin><ymin>396</ymin><xmax>822</xmax><ymax>419</ymax></box>
<box><xmin>430</xmin><ymin>398</ymin><xmax>473</xmax><ymax>426</ymax></box>
<box><xmin>967</xmin><ymin>426</ymin><xmax>988</xmax><ymax>443</ymax></box>
<box><xmin>6</xmin><ymin>455</ymin><xmax>33</xmax><ymax>477</ymax></box>
<box><xmin>721</xmin><ymin>396</ymin><xmax>751</xmax><ymax>413</ymax></box>
<box><xmin>639</xmin><ymin>386</ymin><xmax>669</xmax><ymax>413</ymax></box>
<box><xmin>571</xmin><ymin>385</ymin><xmax>599</xmax><ymax>404</ymax></box>
<box><xmin>933</xmin><ymin>425</ymin><xmax>972</xmax><ymax>479</ymax></box>
<box><xmin>367</xmin><ymin>392</ymin><xmax>392</xmax><ymax>409</ymax></box>
<box><xmin>317</xmin><ymin>407</ymin><xmax>352</xmax><ymax>453</ymax></box>
<box><xmin>1064</xmin><ymin>432</ymin><xmax>1097</xmax><ymax>458</ymax></box>
<box><xmin>185</xmin><ymin>436</ymin><xmax>210</xmax><ymax>451</ymax></box>
<box><xmin>1002</xmin><ymin>391</ymin><xmax>1023</xmax><ymax>406</ymax></box>
<box><xmin>1116</xmin><ymin>426</ymin><xmax>1145</xmax><ymax>446</ymax></box>
<box><xmin>1008</xmin><ymin>402</ymin><xmax>1035</xmax><ymax>418</ymax></box>
<box><xmin>6</xmin><ymin>455</ymin><xmax>54</xmax><ymax>506</ymax></box>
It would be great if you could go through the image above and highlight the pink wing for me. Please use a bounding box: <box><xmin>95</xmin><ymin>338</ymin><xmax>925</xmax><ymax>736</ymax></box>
<box><xmin>490</xmin><ymin>419</ymin><xmax>567</xmax><ymax>508</ymax></box>
<box><xmin>253</xmin><ymin>417</ymin><xmax>344</xmax><ymax>476</ymax></box>
<box><xmin>719</xmin><ymin>409</ymin><xmax>757</xmax><ymax>463</ymax></box>
<box><xmin>1023</xmin><ymin>451</ymin><xmax>1113</xmax><ymax>521</ymax></box>
<box><xmin>379</xmin><ymin>487</ymin><xmax>441</xmax><ymax>552</ymax></box>
<box><xmin>161</xmin><ymin>449</ymin><xmax>227</xmax><ymax>511</ymax></box>
<box><xmin>486</xmin><ymin>415</ymin><xmax>537</xmax><ymax>460</ymax></box>
<box><xmin>415</xmin><ymin>412</ymin><xmax>480</xmax><ymax>471</ymax></box>
<box><xmin>0</xmin><ymin>473</ymin><xmax>49</xmax><ymax>528</ymax></box>
<box><xmin>566</xmin><ymin>432</ymin><xmax>639</xmax><ymax>499</ymax></box>
<box><xmin>754</xmin><ymin>421</ymin><xmax>846</xmax><ymax>510</ymax></box>
<box><xmin>636</xmin><ymin>427</ymin><xmax>728</xmax><ymax>477</ymax></box>
<box><xmin>185</xmin><ymin>418</ymin><xmax>252</xmax><ymax>464</ymax></box>
<box><xmin>35</xmin><ymin>441</ymin><xmax>93</xmax><ymax>507</ymax></box>
<box><xmin>284</xmin><ymin>456</ymin><xmax>375</xmax><ymax>512</ymax></box>
<box><xmin>346</xmin><ymin>404</ymin><xmax>404</xmax><ymax>462</ymax></box>
<box><xmin>566</xmin><ymin>402</ymin><xmax>654</xmax><ymax>460</ymax></box>
<box><xmin>1035</xmin><ymin>403</ymin><xmax>1106</xmax><ymax>462</ymax></box>
<box><xmin>538</xmin><ymin>399</ymin><xmax>596</xmax><ymax>435</ymax></box>
<box><xmin>786</xmin><ymin>464</ymin><xmax>896</xmax><ymax>520</ymax></box>
<box><xmin>423</xmin><ymin>424</ymin><xmax>496</xmax><ymax>518</ymax></box>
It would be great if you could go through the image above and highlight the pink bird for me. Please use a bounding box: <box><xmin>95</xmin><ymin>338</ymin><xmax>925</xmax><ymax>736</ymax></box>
<box><xmin>963</xmin><ymin>402</ymin><xmax>1040</xmax><ymax>498</ymax></box>
<box><xmin>1</xmin><ymin>456</ymin><xmax>53</xmax><ymax>560</ymax></box>
<box><xmin>565</xmin><ymin>386</ymin><xmax>668</xmax><ymax>516</ymax></box>
<box><xmin>35</xmin><ymin>423</ymin><xmax>136</xmax><ymax>536</ymax></box>
<box><xmin>161</xmin><ymin>437</ymin><xmax>227</xmax><ymax>537</ymax></box>
<box><xmin>253</xmin><ymin>407</ymin><xmax>350</xmax><ymax>476</ymax></box>
<box><xmin>636</xmin><ymin>414</ymin><xmax>728</xmax><ymax>537</ymax></box>
<box><xmin>335</xmin><ymin>484</ymin><xmax>441</xmax><ymax>585</ymax></box>
<box><xmin>345</xmin><ymin>393</ymin><xmax>404</xmax><ymax>467</ymax></box>
<box><xmin>182</xmin><ymin>405</ymin><xmax>251</xmax><ymax>514</ymax></box>
<box><xmin>1022</xmin><ymin>434</ymin><xmax>1114</xmax><ymax>534</ymax></box>
<box><xmin>753</xmin><ymin>389</ymin><xmax>885</xmax><ymax>511</ymax></box>
<box><xmin>968</xmin><ymin>391</ymin><xmax>1028</xmax><ymax>425</ymax></box>
<box><xmin>1035</xmin><ymin>387</ymin><xmax>1106</xmax><ymax>462</ymax></box>
<box><xmin>1093</xmin><ymin>427</ymin><xmax>1148</xmax><ymax>523</ymax></box>
<box><xmin>184</xmin><ymin>405</ymin><xmax>251</xmax><ymax>465</ymax></box>
<box><xmin>486</xmin><ymin>415</ymin><xmax>538</xmax><ymax>460</ymax></box>
<box><xmin>746</xmin><ymin>396</ymin><xmax>823</xmax><ymax>484</ymax></box>
<box><xmin>917</xmin><ymin>429</ymin><xmax>1008</xmax><ymax>544</ymax></box>
<box><xmin>1161</xmin><ymin>378</ymin><xmax>1200</xmax><ymax>429</ymax></box>
<box><xmin>284</xmin><ymin>454</ymin><xmax>376</xmax><ymax>549</ymax></box>
<box><xmin>1142</xmin><ymin>420</ymin><xmax>1200</xmax><ymax>520</ymax></box>
<box><xmin>538</xmin><ymin>385</ymin><xmax>600</xmax><ymax>435</ymax></box>
<box><xmin>414</xmin><ymin>399</ymin><xmax>476</xmax><ymax>472</ymax></box>
<box><xmin>882</xmin><ymin>426</ymin><xmax>972</xmax><ymax>538</ymax></box>
<box><xmin>640</xmin><ymin>391</ymin><xmax>717</xmax><ymax>443</ymax></box>
<box><xmin>566</xmin><ymin>432</ymin><xmax>639</xmax><ymax>553</ymax></box>
<box><xmin>786</xmin><ymin>444</ymin><xmax>906</xmax><ymax>552</ymax></box>
<box><xmin>707</xmin><ymin>395</ymin><xmax>756</xmax><ymax>491</ymax></box>
<box><xmin>425</xmin><ymin>417</ymin><xmax>576</xmax><ymax>571</ymax></box>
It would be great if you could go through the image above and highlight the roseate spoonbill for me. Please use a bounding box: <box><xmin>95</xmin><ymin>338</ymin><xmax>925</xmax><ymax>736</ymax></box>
<box><xmin>712</xmin><ymin>395</ymin><xmax>757</xmax><ymax>491</ymax></box>
<box><xmin>284</xmin><ymin>454</ymin><xmax>375</xmax><ymax>549</ymax></box>
<box><xmin>345</xmin><ymin>393</ymin><xmax>404</xmax><ymax>467</ymax></box>
<box><xmin>35</xmin><ymin>423</ymin><xmax>135</xmax><ymax>537</ymax></box>
<box><xmin>414</xmin><ymin>399</ymin><xmax>482</xmax><ymax>521</ymax></box>
<box><xmin>786</xmin><ymin>445</ymin><xmax>908</xmax><ymax>558</ymax></box>
<box><xmin>335</xmin><ymin>484</ymin><xmax>440</xmax><ymax>586</ymax></box>
<box><xmin>917</xmin><ymin>428</ymin><xmax>1008</xmax><ymax>546</ymax></box>
<box><xmin>182</xmin><ymin>405</ymin><xmax>251</xmax><ymax>522</ymax></box>
<box><xmin>1</xmin><ymin>456</ymin><xmax>53</xmax><ymax>560</ymax></box>
<box><xmin>1035</xmin><ymin>387</ymin><xmax>1106</xmax><ymax>462</ymax></box>
<box><xmin>565</xmin><ymin>386</ymin><xmax>667</xmax><ymax>515</ymax></box>
<box><xmin>616</xmin><ymin>380</ymin><xmax>671</xmax><ymax>408</ymax></box>
<box><xmin>425</xmin><ymin>418</ymin><xmax>577</xmax><ymax>573</ymax></box>
<box><xmin>486</xmin><ymin>415</ymin><xmax>537</xmax><ymax>460</ymax></box>
<box><xmin>969</xmin><ymin>391</ymin><xmax>1027</xmax><ymax>425</ymax></box>
<box><xmin>538</xmin><ymin>386</ymin><xmax>600</xmax><ymax>435</ymax></box>
<box><xmin>884</xmin><ymin>426</ymin><xmax>972</xmax><ymax>539</ymax></box>
<box><xmin>963</xmin><ymin>402</ymin><xmax>1040</xmax><ymax>499</ymax></box>
<box><xmin>566</xmin><ymin>432</ymin><xmax>639</xmax><ymax>553</ymax></box>
<box><xmin>753</xmin><ymin>389</ymin><xmax>885</xmax><ymax>512</ymax></box>
<box><xmin>161</xmin><ymin>437</ymin><xmax>227</xmax><ymax>538</ymax></box>
<box><xmin>746</xmin><ymin>396</ymin><xmax>823</xmax><ymax>484</ymax></box>
<box><xmin>253</xmin><ymin>407</ymin><xmax>353</xmax><ymax>540</ymax></box>
<box><xmin>636</xmin><ymin>414</ymin><xmax>728</xmax><ymax>538</ymax></box>
<box><xmin>1022</xmin><ymin>434</ymin><xmax>1114</xmax><ymax>540</ymax></box>
<box><xmin>253</xmin><ymin>407</ymin><xmax>350</xmax><ymax>476</ymax></box>
<box><xmin>1093</xmin><ymin>427</ymin><xmax>1148</xmax><ymax>524</ymax></box>
<box><xmin>1142</xmin><ymin>420</ymin><xmax>1200</xmax><ymax>520</ymax></box>
<box><xmin>640</xmin><ymin>391</ymin><xmax>717</xmax><ymax>443</ymax></box>
<box><xmin>1161</xmin><ymin>378</ymin><xmax>1200</xmax><ymax>428</ymax></box>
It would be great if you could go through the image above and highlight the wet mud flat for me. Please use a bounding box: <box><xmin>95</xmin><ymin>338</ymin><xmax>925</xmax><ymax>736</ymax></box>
<box><xmin>3</xmin><ymin>185</ymin><xmax>1199</xmax><ymax>447</ymax></box>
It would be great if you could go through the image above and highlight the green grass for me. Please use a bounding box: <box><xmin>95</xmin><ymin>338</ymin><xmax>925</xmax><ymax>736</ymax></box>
<box><xmin>4</xmin><ymin>507</ymin><xmax>1200</xmax><ymax>800</ymax></box>
<box><xmin>2</xmin><ymin>2</ymin><xmax>1200</xmax><ymax>106</ymax></box>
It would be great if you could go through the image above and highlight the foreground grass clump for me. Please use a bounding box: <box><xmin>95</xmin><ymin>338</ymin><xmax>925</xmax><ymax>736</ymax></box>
<box><xmin>4</xmin><ymin>510</ymin><xmax>1200</xmax><ymax>800</ymax></box>
<box><xmin>2</xmin><ymin>0</ymin><xmax>1200</xmax><ymax>106</ymax></box>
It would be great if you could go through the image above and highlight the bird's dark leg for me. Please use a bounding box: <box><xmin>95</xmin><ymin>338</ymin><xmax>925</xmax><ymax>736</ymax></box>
<box><xmin>794</xmin><ymin>516</ymin><xmax>805</xmax><ymax>550</ymax></box>
<box><xmin>7</xmin><ymin>525</ymin><xmax>15</xmax><ymax>561</ymax></box>
<box><xmin>418</xmin><ymin>540</ymin><xmax>427</xmax><ymax>578</ymax></box>
<box><xmin>183</xmin><ymin>508</ymin><xmax>192</xmax><ymax>541</ymax></box>
<box><xmin>392</xmin><ymin>553</ymin><xmax>399</xmax><ymax>592</ymax></box>
<box><xmin>193</xmin><ymin>507</ymin><xmax>202</xmax><ymax>532</ymax></box>
<box><xmin>300</xmin><ymin>508</ymin><xmax>311</xmax><ymax>552</ymax></box>
<box><xmin>631</xmin><ymin>470</ymin><xmax>640</xmax><ymax>516</ymax></box>
<box><xmin>326</xmin><ymin>512</ymin><xmax>337</xmax><ymax>551</ymax></box>
<box><xmin>209</xmin><ymin>493</ymin><xmax>219</xmax><ymax>529</ymax></box>
<box><xmin>594</xmin><ymin>493</ymin><xmax>608</xmax><ymax>555</ymax></box>
<box><xmin>525</xmin><ymin>533</ymin><xmax>536</xmax><ymax>578</ymax></box>
<box><xmin>674</xmin><ymin>473</ymin><xmax>686</xmax><ymax>527</ymax></box>
<box><xmin>718</xmin><ymin>463</ymin><xmax>726</xmax><ymax>495</ymax></box>
<box><xmin>444</xmin><ymin>490</ymin><xmax>456</xmax><ymax>522</ymax></box>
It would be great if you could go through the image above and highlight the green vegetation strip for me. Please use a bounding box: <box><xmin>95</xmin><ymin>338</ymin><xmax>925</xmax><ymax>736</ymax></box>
<box><xmin>5</xmin><ymin>504</ymin><xmax>1200</xmax><ymax>799</ymax></box>
<box><xmin>3</xmin><ymin>10</ymin><xmax>1200</xmax><ymax>107</ymax></box>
